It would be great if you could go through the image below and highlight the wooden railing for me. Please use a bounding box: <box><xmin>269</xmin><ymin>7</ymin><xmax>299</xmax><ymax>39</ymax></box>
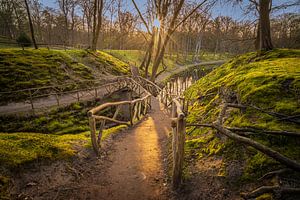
<box><xmin>87</xmin><ymin>74</ymin><xmax>190</xmax><ymax>189</ymax></box>
<box><xmin>134</xmin><ymin>75</ymin><xmax>190</xmax><ymax>188</ymax></box>
<box><xmin>170</xmin><ymin>97</ymin><xmax>189</xmax><ymax>188</ymax></box>
<box><xmin>133</xmin><ymin>76</ymin><xmax>162</xmax><ymax>97</ymax></box>
<box><xmin>88</xmin><ymin>77</ymin><xmax>152</xmax><ymax>155</ymax></box>
<box><xmin>160</xmin><ymin>77</ymin><xmax>191</xmax><ymax>188</ymax></box>
<box><xmin>0</xmin><ymin>76</ymin><xmax>149</xmax><ymax>115</ymax></box>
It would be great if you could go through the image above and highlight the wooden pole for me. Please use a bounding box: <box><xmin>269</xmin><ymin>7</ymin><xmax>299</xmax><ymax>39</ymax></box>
<box><xmin>55</xmin><ymin>93</ymin><xmax>60</xmax><ymax>106</ymax></box>
<box><xmin>89</xmin><ymin>116</ymin><xmax>99</xmax><ymax>155</ymax></box>
<box><xmin>172</xmin><ymin>112</ymin><xmax>186</xmax><ymax>189</ymax></box>
<box><xmin>95</xmin><ymin>88</ymin><xmax>98</xmax><ymax>99</ymax></box>
<box><xmin>29</xmin><ymin>90</ymin><xmax>35</xmax><ymax>114</ymax></box>
<box><xmin>176</xmin><ymin>78</ymin><xmax>179</xmax><ymax>95</ymax></box>
<box><xmin>129</xmin><ymin>102</ymin><xmax>134</xmax><ymax>126</ymax></box>
<box><xmin>77</xmin><ymin>91</ymin><xmax>80</xmax><ymax>102</ymax></box>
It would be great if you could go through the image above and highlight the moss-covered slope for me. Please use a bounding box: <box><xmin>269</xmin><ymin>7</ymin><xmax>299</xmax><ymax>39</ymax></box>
<box><xmin>0</xmin><ymin>49</ymin><xmax>129</xmax><ymax>102</ymax></box>
<box><xmin>184</xmin><ymin>49</ymin><xmax>300</xmax><ymax>181</ymax></box>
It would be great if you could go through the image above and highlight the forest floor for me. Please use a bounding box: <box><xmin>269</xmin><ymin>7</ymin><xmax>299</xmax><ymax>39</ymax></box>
<box><xmin>8</xmin><ymin>98</ymin><xmax>174</xmax><ymax>200</ymax></box>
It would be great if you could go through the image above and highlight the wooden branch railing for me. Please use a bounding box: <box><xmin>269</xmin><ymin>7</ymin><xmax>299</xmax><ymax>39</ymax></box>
<box><xmin>0</xmin><ymin>76</ymin><xmax>147</xmax><ymax>115</ymax></box>
<box><xmin>170</xmin><ymin>98</ymin><xmax>185</xmax><ymax>188</ymax></box>
<box><xmin>87</xmin><ymin>74</ymin><xmax>192</xmax><ymax>188</ymax></box>
<box><xmin>135</xmin><ymin>74</ymin><xmax>194</xmax><ymax>189</ymax></box>
<box><xmin>88</xmin><ymin>77</ymin><xmax>152</xmax><ymax>155</ymax></box>
<box><xmin>158</xmin><ymin>76</ymin><xmax>192</xmax><ymax>189</ymax></box>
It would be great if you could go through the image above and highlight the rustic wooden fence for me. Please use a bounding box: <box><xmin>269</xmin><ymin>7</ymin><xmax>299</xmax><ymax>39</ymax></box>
<box><xmin>87</xmin><ymin>74</ymin><xmax>194</xmax><ymax>188</ymax></box>
<box><xmin>88</xmin><ymin>77</ymin><xmax>152</xmax><ymax>155</ymax></box>
<box><xmin>0</xmin><ymin>76</ymin><xmax>141</xmax><ymax>115</ymax></box>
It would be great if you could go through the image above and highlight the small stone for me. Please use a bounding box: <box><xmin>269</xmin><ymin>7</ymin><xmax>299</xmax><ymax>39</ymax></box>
<box><xmin>26</xmin><ymin>182</ymin><xmax>37</xmax><ymax>187</ymax></box>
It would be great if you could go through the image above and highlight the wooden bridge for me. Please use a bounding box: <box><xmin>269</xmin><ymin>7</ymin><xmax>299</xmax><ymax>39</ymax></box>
<box><xmin>88</xmin><ymin>75</ymin><xmax>195</xmax><ymax>189</ymax></box>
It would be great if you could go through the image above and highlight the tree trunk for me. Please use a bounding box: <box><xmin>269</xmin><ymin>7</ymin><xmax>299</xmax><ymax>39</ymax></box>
<box><xmin>24</xmin><ymin>0</ymin><xmax>38</xmax><ymax>49</ymax></box>
<box><xmin>91</xmin><ymin>0</ymin><xmax>103</xmax><ymax>51</ymax></box>
<box><xmin>259</xmin><ymin>0</ymin><xmax>273</xmax><ymax>51</ymax></box>
<box><xmin>150</xmin><ymin>28</ymin><xmax>172</xmax><ymax>82</ymax></box>
<box><xmin>255</xmin><ymin>23</ymin><xmax>260</xmax><ymax>50</ymax></box>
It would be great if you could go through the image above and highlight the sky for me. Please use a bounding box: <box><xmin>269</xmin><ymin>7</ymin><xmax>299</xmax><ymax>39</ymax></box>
<box><xmin>40</xmin><ymin>0</ymin><xmax>299</xmax><ymax>21</ymax></box>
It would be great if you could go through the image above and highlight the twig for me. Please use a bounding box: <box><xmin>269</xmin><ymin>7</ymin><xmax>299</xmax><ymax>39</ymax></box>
<box><xmin>226</xmin><ymin>103</ymin><xmax>300</xmax><ymax>124</ymax></box>
<box><xmin>241</xmin><ymin>186</ymin><xmax>300</xmax><ymax>199</ymax></box>
<box><xmin>227</xmin><ymin>127</ymin><xmax>300</xmax><ymax>137</ymax></box>
<box><xmin>258</xmin><ymin>168</ymin><xmax>291</xmax><ymax>181</ymax></box>
<box><xmin>186</xmin><ymin>123</ymin><xmax>213</xmax><ymax>128</ymax></box>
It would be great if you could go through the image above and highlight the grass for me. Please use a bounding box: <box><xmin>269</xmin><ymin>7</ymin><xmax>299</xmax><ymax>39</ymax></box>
<box><xmin>104</xmin><ymin>50</ymin><xmax>230</xmax><ymax>76</ymax></box>
<box><xmin>184</xmin><ymin>49</ymin><xmax>300</xmax><ymax>182</ymax></box>
<box><xmin>0</xmin><ymin>48</ymin><xmax>129</xmax><ymax>103</ymax></box>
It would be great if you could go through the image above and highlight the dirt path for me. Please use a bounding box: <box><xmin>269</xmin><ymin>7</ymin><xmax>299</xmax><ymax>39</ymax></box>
<box><xmin>103</xmin><ymin>98</ymin><xmax>171</xmax><ymax>200</ymax></box>
<box><xmin>156</xmin><ymin>60</ymin><xmax>226</xmax><ymax>83</ymax></box>
<box><xmin>10</xmin><ymin>98</ymin><xmax>173</xmax><ymax>200</ymax></box>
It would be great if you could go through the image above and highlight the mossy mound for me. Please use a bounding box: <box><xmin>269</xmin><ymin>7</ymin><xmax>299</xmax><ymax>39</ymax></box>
<box><xmin>0</xmin><ymin>132</ymin><xmax>89</xmax><ymax>168</ymax></box>
<box><xmin>184</xmin><ymin>49</ymin><xmax>300</xmax><ymax>182</ymax></box>
<box><xmin>0</xmin><ymin>49</ymin><xmax>129</xmax><ymax>102</ymax></box>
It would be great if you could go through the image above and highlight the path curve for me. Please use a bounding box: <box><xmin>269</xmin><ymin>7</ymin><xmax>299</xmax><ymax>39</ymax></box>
<box><xmin>156</xmin><ymin>60</ymin><xmax>226</xmax><ymax>83</ymax></box>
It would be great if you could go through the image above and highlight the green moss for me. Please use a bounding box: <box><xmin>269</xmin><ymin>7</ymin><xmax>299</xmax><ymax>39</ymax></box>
<box><xmin>95</xmin><ymin>51</ymin><xmax>129</xmax><ymax>74</ymax></box>
<box><xmin>0</xmin><ymin>48</ymin><xmax>130</xmax><ymax>102</ymax></box>
<box><xmin>184</xmin><ymin>49</ymin><xmax>300</xmax><ymax>182</ymax></box>
<box><xmin>102</xmin><ymin>125</ymin><xmax>127</xmax><ymax>140</ymax></box>
<box><xmin>0</xmin><ymin>100</ymin><xmax>112</xmax><ymax>134</ymax></box>
<box><xmin>0</xmin><ymin>132</ymin><xmax>89</xmax><ymax>168</ymax></box>
<box><xmin>256</xmin><ymin>193</ymin><xmax>273</xmax><ymax>200</ymax></box>
<box><xmin>242</xmin><ymin>152</ymin><xmax>279</xmax><ymax>181</ymax></box>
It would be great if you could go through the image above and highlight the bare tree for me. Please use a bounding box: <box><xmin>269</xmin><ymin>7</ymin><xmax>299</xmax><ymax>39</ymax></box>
<box><xmin>132</xmin><ymin>0</ymin><xmax>211</xmax><ymax>81</ymax></box>
<box><xmin>80</xmin><ymin>0</ymin><xmax>94</xmax><ymax>45</ymax></box>
<box><xmin>91</xmin><ymin>0</ymin><xmax>104</xmax><ymax>51</ymax></box>
<box><xmin>24</xmin><ymin>0</ymin><xmax>38</xmax><ymax>49</ymax></box>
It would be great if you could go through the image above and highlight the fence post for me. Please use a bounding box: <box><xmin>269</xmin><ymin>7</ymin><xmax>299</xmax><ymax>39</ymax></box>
<box><xmin>55</xmin><ymin>93</ymin><xmax>60</xmax><ymax>106</ymax></box>
<box><xmin>29</xmin><ymin>89</ymin><xmax>35</xmax><ymax>114</ymax></box>
<box><xmin>172</xmin><ymin>112</ymin><xmax>186</xmax><ymax>189</ymax></box>
<box><xmin>77</xmin><ymin>91</ymin><xmax>80</xmax><ymax>102</ymax></box>
<box><xmin>129</xmin><ymin>102</ymin><xmax>134</xmax><ymax>126</ymax></box>
<box><xmin>89</xmin><ymin>116</ymin><xmax>99</xmax><ymax>155</ymax></box>
<box><xmin>95</xmin><ymin>88</ymin><xmax>98</xmax><ymax>99</ymax></box>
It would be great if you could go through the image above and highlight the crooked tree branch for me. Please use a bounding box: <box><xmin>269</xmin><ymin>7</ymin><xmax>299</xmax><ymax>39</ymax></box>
<box><xmin>186</xmin><ymin>122</ymin><xmax>300</xmax><ymax>171</ymax></box>
<box><xmin>241</xmin><ymin>186</ymin><xmax>300</xmax><ymax>199</ymax></box>
<box><xmin>171</xmin><ymin>0</ymin><xmax>208</xmax><ymax>35</ymax></box>
<box><xmin>131</xmin><ymin>0</ymin><xmax>152</xmax><ymax>35</ymax></box>
<box><xmin>258</xmin><ymin>168</ymin><xmax>291</xmax><ymax>181</ymax></box>
<box><xmin>187</xmin><ymin>124</ymin><xmax>300</xmax><ymax>137</ymax></box>
<box><xmin>227</xmin><ymin>127</ymin><xmax>300</xmax><ymax>137</ymax></box>
<box><xmin>212</xmin><ymin>122</ymin><xmax>300</xmax><ymax>172</ymax></box>
<box><xmin>226</xmin><ymin>103</ymin><xmax>300</xmax><ymax>124</ymax></box>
